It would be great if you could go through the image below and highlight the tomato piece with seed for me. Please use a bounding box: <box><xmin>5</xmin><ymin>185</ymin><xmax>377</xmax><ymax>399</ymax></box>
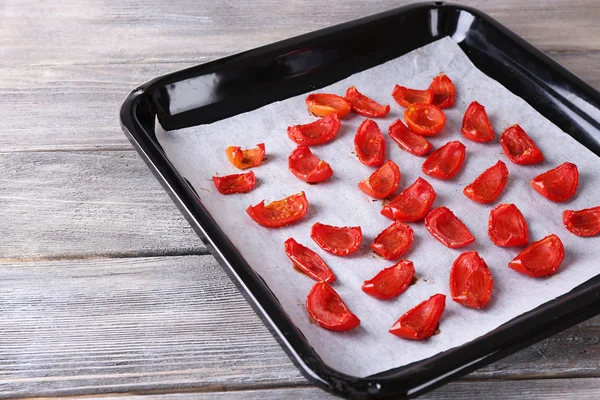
<box><xmin>404</xmin><ymin>103</ymin><xmax>446</xmax><ymax>136</ymax></box>
<box><xmin>488</xmin><ymin>203</ymin><xmax>529</xmax><ymax>247</ymax></box>
<box><xmin>310</xmin><ymin>223</ymin><xmax>362</xmax><ymax>256</ymax></box>
<box><xmin>288</xmin><ymin>145</ymin><xmax>333</xmax><ymax>183</ymax></box>
<box><xmin>362</xmin><ymin>260</ymin><xmax>415</xmax><ymax>300</ymax></box>
<box><xmin>463</xmin><ymin>160</ymin><xmax>508</xmax><ymax>203</ymax></box>
<box><xmin>345</xmin><ymin>86</ymin><xmax>390</xmax><ymax>118</ymax></box>
<box><xmin>388</xmin><ymin>118</ymin><xmax>433</xmax><ymax>156</ymax></box>
<box><xmin>287</xmin><ymin>114</ymin><xmax>340</xmax><ymax>146</ymax></box>
<box><xmin>284</xmin><ymin>238</ymin><xmax>335</xmax><ymax>283</ymax></box>
<box><xmin>425</xmin><ymin>206</ymin><xmax>475</xmax><ymax>248</ymax></box>
<box><xmin>392</xmin><ymin>85</ymin><xmax>434</xmax><ymax>108</ymax></box>
<box><xmin>461</xmin><ymin>101</ymin><xmax>494</xmax><ymax>143</ymax></box>
<box><xmin>226</xmin><ymin>143</ymin><xmax>265</xmax><ymax>169</ymax></box>
<box><xmin>563</xmin><ymin>206</ymin><xmax>600</xmax><ymax>237</ymax></box>
<box><xmin>381</xmin><ymin>177</ymin><xmax>437</xmax><ymax>222</ymax></box>
<box><xmin>306</xmin><ymin>93</ymin><xmax>351</xmax><ymax>118</ymax></box>
<box><xmin>354</xmin><ymin>119</ymin><xmax>386</xmax><ymax>167</ymax></box>
<box><xmin>389</xmin><ymin>294</ymin><xmax>446</xmax><ymax>340</ymax></box>
<box><xmin>212</xmin><ymin>171</ymin><xmax>257</xmax><ymax>194</ymax></box>
<box><xmin>358</xmin><ymin>160</ymin><xmax>401</xmax><ymax>199</ymax></box>
<box><xmin>371</xmin><ymin>221</ymin><xmax>414</xmax><ymax>261</ymax></box>
<box><xmin>530</xmin><ymin>162</ymin><xmax>579</xmax><ymax>202</ymax></box>
<box><xmin>306</xmin><ymin>282</ymin><xmax>360</xmax><ymax>332</ymax></box>
<box><xmin>246</xmin><ymin>192</ymin><xmax>308</xmax><ymax>228</ymax></box>
<box><xmin>429</xmin><ymin>74</ymin><xmax>456</xmax><ymax>108</ymax></box>
<box><xmin>450</xmin><ymin>251</ymin><xmax>493</xmax><ymax>309</ymax></box>
<box><xmin>422</xmin><ymin>140</ymin><xmax>466</xmax><ymax>180</ymax></box>
<box><xmin>500</xmin><ymin>124</ymin><xmax>544</xmax><ymax>165</ymax></box>
<box><xmin>508</xmin><ymin>234</ymin><xmax>564</xmax><ymax>277</ymax></box>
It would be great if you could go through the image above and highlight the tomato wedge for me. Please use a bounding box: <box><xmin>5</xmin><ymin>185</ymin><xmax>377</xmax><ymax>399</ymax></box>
<box><xmin>246</xmin><ymin>192</ymin><xmax>308</xmax><ymax>228</ymax></box>
<box><xmin>354</xmin><ymin>119</ymin><xmax>386</xmax><ymax>167</ymax></box>
<box><xmin>404</xmin><ymin>103</ymin><xmax>446</xmax><ymax>136</ymax></box>
<box><xmin>226</xmin><ymin>143</ymin><xmax>265</xmax><ymax>169</ymax></box>
<box><xmin>284</xmin><ymin>238</ymin><xmax>335</xmax><ymax>283</ymax></box>
<box><xmin>392</xmin><ymin>85</ymin><xmax>434</xmax><ymax>108</ymax></box>
<box><xmin>422</xmin><ymin>140</ymin><xmax>466</xmax><ymax>180</ymax></box>
<box><xmin>345</xmin><ymin>86</ymin><xmax>390</xmax><ymax>118</ymax></box>
<box><xmin>310</xmin><ymin>223</ymin><xmax>362</xmax><ymax>256</ymax></box>
<box><xmin>381</xmin><ymin>177</ymin><xmax>436</xmax><ymax>222</ymax></box>
<box><xmin>530</xmin><ymin>162</ymin><xmax>579</xmax><ymax>202</ymax></box>
<box><xmin>425</xmin><ymin>206</ymin><xmax>475</xmax><ymax>248</ymax></box>
<box><xmin>508</xmin><ymin>234</ymin><xmax>564</xmax><ymax>277</ymax></box>
<box><xmin>371</xmin><ymin>221</ymin><xmax>414</xmax><ymax>261</ymax></box>
<box><xmin>362</xmin><ymin>260</ymin><xmax>415</xmax><ymax>300</ymax></box>
<box><xmin>306</xmin><ymin>282</ymin><xmax>360</xmax><ymax>332</ymax></box>
<box><xmin>563</xmin><ymin>206</ymin><xmax>600</xmax><ymax>237</ymax></box>
<box><xmin>306</xmin><ymin>93</ymin><xmax>351</xmax><ymax>118</ymax></box>
<box><xmin>450</xmin><ymin>251</ymin><xmax>493</xmax><ymax>309</ymax></box>
<box><xmin>389</xmin><ymin>294</ymin><xmax>446</xmax><ymax>340</ymax></box>
<box><xmin>287</xmin><ymin>113</ymin><xmax>341</xmax><ymax>146</ymax></box>
<box><xmin>488</xmin><ymin>204</ymin><xmax>529</xmax><ymax>247</ymax></box>
<box><xmin>463</xmin><ymin>160</ymin><xmax>508</xmax><ymax>204</ymax></box>
<box><xmin>500</xmin><ymin>124</ymin><xmax>544</xmax><ymax>165</ymax></box>
<box><xmin>429</xmin><ymin>74</ymin><xmax>456</xmax><ymax>108</ymax></box>
<box><xmin>358</xmin><ymin>160</ymin><xmax>400</xmax><ymax>199</ymax></box>
<box><xmin>288</xmin><ymin>145</ymin><xmax>333</xmax><ymax>183</ymax></box>
<box><xmin>388</xmin><ymin>118</ymin><xmax>433</xmax><ymax>156</ymax></box>
<box><xmin>212</xmin><ymin>171</ymin><xmax>257</xmax><ymax>195</ymax></box>
<box><xmin>461</xmin><ymin>101</ymin><xmax>494</xmax><ymax>143</ymax></box>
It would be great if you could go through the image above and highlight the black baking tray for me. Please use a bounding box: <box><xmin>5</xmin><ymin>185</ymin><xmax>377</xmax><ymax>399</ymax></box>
<box><xmin>120</xmin><ymin>2</ymin><xmax>600</xmax><ymax>398</ymax></box>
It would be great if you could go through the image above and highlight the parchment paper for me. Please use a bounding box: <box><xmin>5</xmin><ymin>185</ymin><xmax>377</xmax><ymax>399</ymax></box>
<box><xmin>156</xmin><ymin>37</ymin><xmax>600</xmax><ymax>377</ymax></box>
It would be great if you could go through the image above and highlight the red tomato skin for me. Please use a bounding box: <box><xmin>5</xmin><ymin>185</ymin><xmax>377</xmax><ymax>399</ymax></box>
<box><xmin>389</xmin><ymin>294</ymin><xmax>446</xmax><ymax>340</ymax></box>
<box><xmin>508</xmin><ymin>234</ymin><xmax>564</xmax><ymax>277</ymax></box>
<box><xmin>246</xmin><ymin>192</ymin><xmax>308</xmax><ymax>228</ymax></box>
<box><xmin>226</xmin><ymin>143</ymin><xmax>265</xmax><ymax>169</ymax></box>
<box><xmin>563</xmin><ymin>207</ymin><xmax>600</xmax><ymax>237</ymax></box>
<box><xmin>381</xmin><ymin>177</ymin><xmax>437</xmax><ymax>222</ymax></box>
<box><xmin>392</xmin><ymin>85</ymin><xmax>434</xmax><ymax>108</ymax></box>
<box><xmin>450</xmin><ymin>251</ymin><xmax>493</xmax><ymax>309</ymax></box>
<box><xmin>357</xmin><ymin>160</ymin><xmax>401</xmax><ymax>199</ymax></box>
<box><xmin>429</xmin><ymin>74</ymin><xmax>456</xmax><ymax>108</ymax></box>
<box><xmin>388</xmin><ymin>118</ymin><xmax>433</xmax><ymax>156</ymax></box>
<box><xmin>306</xmin><ymin>93</ymin><xmax>351</xmax><ymax>118</ymax></box>
<box><xmin>288</xmin><ymin>145</ymin><xmax>333</xmax><ymax>183</ymax></box>
<box><xmin>422</xmin><ymin>141</ymin><xmax>466</xmax><ymax>180</ymax></box>
<box><xmin>310</xmin><ymin>223</ymin><xmax>363</xmax><ymax>256</ymax></box>
<box><xmin>371</xmin><ymin>221</ymin><xmax>414</xmax><ymax>261</ymax></box>
<box><xmin>461</xmin><ymin>101</ymin><xmax>494</xmax><ymax>143</ymax></box>
<box><xmin>488</xmin><ymin>204</ymin><xmax>529</xmax><ymax>247</ymax></box>
<box><xmin>306</xmin><ymin>282</ymin><xmax>360</xmax><ymax>332</ymax></box>
<box><xmin>463</xmin><ymin>160</ymin><xmax>509</xmax><ymax>204</ymax></box>
<box><xmin>530</xmin><ymin>162</ymin><xmax>579</xmax><ymax>202</ymax></box>
<box><xmin>354</xmin><ymin>119</ymin><xmax>386</xmax><ymax>167</ymax></box>
<box><xmin>284</xmin><ymin>238</ymin><xmax>335</xmax><ymax>283</ymax></box>
<box><xmin>345</xmin><ymin>86</ymin><xmax>390</xmax><ymax>118</ymax></box>
<box><xmin>404</xmin><ymin>103</ymin><xmax>446</xmax><ymax>136</ymax></box>
<box><xmin>287</xmin><ymin>114</ymin><xmax>341</xmax><ymax>146</ymax></box>
<box><xmin>425</xmin><ymin>206</ymin><xmax>475</xmax><ymax>249</ymax></box>
<box><xmin>362</xmin><ymin>260</ymin><xmax>415</xmax><ymax>300</ymax></box>
<box><xmin>212</xmin><ymin>171</ymin><xmax>257</xmax><ymax>195</ymax></box>
<box><xmin>500</xmin><ymin>124</ymin><xmax>544</xmax><ymax>165</ymax></box>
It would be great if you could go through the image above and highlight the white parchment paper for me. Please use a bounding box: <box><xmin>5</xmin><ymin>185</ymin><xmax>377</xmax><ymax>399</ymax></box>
<box><xmin>156</xmin><ymin>37</ymin><xmax>600</xmax><ymax>377</ymax></box>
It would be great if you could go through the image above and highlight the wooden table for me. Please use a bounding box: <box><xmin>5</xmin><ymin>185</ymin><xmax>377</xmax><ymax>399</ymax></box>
<box><xmin>1</xmin><ymin>1</ymin><xmax>598</xmax><ymax>398</ymax></box>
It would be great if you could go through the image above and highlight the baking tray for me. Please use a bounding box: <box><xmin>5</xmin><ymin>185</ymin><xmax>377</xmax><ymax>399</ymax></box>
<box><xmin>119</xmin><ymin>2</ymin><xmax>600</xmax><ymax>398</ymax></box>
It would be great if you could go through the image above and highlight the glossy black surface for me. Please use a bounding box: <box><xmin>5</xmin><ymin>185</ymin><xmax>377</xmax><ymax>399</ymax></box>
<box><xmin>120</xmin><ymin>2</ymin><xmax>600</xmax><ymax>399</ymax></box>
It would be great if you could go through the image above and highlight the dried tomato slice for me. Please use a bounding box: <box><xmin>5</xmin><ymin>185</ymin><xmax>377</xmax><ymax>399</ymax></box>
<box><xmin>392</xmin><ymin>85</ymin><xmax>434</xmax><ymax>108</ymax></box>
<box><xmin>450</xmin><ymin>251</ymin><xmax>493</xmax><ymax>309</ymax></box>
<box><xmin>212</xmin><ymin>171</ymin><xmax>257</xmax><ymax>195</ymax></box>
<box><xmin>404</xmin><ymin>103</ymin><xmax>446</xmax><ymax>136</ymax></box>
<box><xmin>463</xmin><ymin>160</ymin><xmax>509</xmax><ymax>204</ymax></box>
<box><xmin>500</xmin><ymin>124</ymin><xmax>544</xmax><ymax>165</ymax></box>
<box><xmin>388</xmin><ymin>118</ymin><xmax>433</xmax><ymax>156</ymax></box>
<box><xmin>284</xmin><ymin>238</ymin><xmax>335</xmax><ymax>283</ymax></box>
<box><xmin>563</xmin><ymin>207</ymin><xmax>600</xmax><ymax>237</ymax></box>
<box><xmin>345</xmin><ymin>86</ymin><xmax>390</xmax><ymax>118</ymax></box>
<box><xmin>358</xmin><ymin>160</ymin><xmax>400</xmax><ymax>199</ymax></box>
<box><xmin>371</xmin><ymin>221</ymin><xmax>414</xmax><ymax>261</ymax></box>
<box><xmin>226</xmin><ymin>143</ymin><xmax>265</xmax><ymax>169</ymax></box>
<box><xmin>389</xmin><ymin>294</ymin><xmax>446</xmax><ymax>340</ymax></box>
<box><xmin>246</xmin><ymin>192</ymin><xmax>308</xmax><ymax>228</ymax></box>
<box><xmin>288</xmin><ymin>145</ymin><xmax>333</xmax><ymax>183</ymax></box>
<box><xmin>310</xmin><ymin>223</ymin><xmax>362</xmax><ymax>256</ymax></box>
<box><xmin>287</xmin><ymin>114</ymin><xmax>340</xmax><ymax>146</ymax></box>
<box><xmin>306</xmin><ymin>282</ymin><xmax>360</xmax><ymax>332</ymax></box>
<box><xmin>422</xmin><ymin>140</ymin><xmax>466</xmax><ymax>180</ymax></box>
<box><xmin>488</xmin><ymin>203</ymin><xmax>529</xmax><ymax>247</ymax></box>
<box><xmin>381</xmin><ymin>177</ymin><xmax>437</xmax><ymax>222</ymax></box>
<box><xmin>429</xmin><ymin>74</ymin><xmax>456</xmax><ymax>108</ymax></box>
<box><xmin>461</xmin><ymin>101</ymin><xmax>494</xmax><ymax>143</ymax></box>
<box><xmin>508</xmin><ymin>234</ymin><xmax>564</xmax><ymax>277</ymax></box>
<box><xmin>425</xmin><ymin>206</ymin><xmax>475</xmax><ymax>248</ymax></box>
<box><xmin>306</xmin><ymin>93</ymin><xmax>351</xmax><ymax>118</ymax></box>
<box><xmin>530</xmin><ymin>162</ymin><xmax>579</xmax><ymax>202</ymax></box>
<box><xmin>354</xmin><ymin>119</ymin><xmax>386</xmax><ymax>167</ymax></box>
<box><xmin>362</xmin><ymin>260</ymin><xmax>415</xmax><ymax>300</ymax></box>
